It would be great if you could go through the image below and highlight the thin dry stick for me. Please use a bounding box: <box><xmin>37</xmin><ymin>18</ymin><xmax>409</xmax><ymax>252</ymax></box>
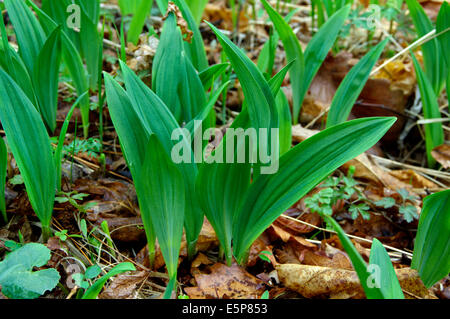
<box><xmin>370</xmin><ymin>28</ymin><xmax>450</xmax><ymax>77</ymax></box>
<box><xmin>280</xmin><ymin>214</ymin><xmax>413</xmax><ymax>258</ymax></box>
<box><xmin>370</xmin><ymin>154</ymin><xmax>450</xmax><ymax>181</ymax></box>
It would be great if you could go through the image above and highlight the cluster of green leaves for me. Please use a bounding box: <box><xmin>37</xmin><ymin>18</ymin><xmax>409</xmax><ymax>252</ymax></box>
<box><xmin>305</xmin><ymin>166</ymin><xmax>371</xmax><ymax>222</ymax></box>
<box><xmin>261</xmin><ymin>0</ymin><xmax>351</xmax><ymax>124</ymax></box>
<box><xmin>0</xmin><ymin>0</ymin><xmax>94</xmax><ymax>138</ymax></box>
<box><xmin>374</xmin><ymin>188</ymin><xmax>419</xmax><ymax>223</ymax></box>
<box><xmin>62</xmin><ymin>137</ymin><xmax>102</xmax><ymax>158</ymax></box>
<box><xmin>73</xmin><ymin>262</ymin><xmax>136</xmax><ymax>299</ymax></box>
<box><xmin>407</xmin><ymin>0</ymin><xmax>448</xmax><ymax>168</ymax></box>
<box><xmin>311</xmin><ymin>0</ymin><xmax>353</xmax><ymax>29</ymax></box>
<box><xmin>0</xmin><ymin>68</ymin><xmax>83</xmax><ymax>237</ymax></box>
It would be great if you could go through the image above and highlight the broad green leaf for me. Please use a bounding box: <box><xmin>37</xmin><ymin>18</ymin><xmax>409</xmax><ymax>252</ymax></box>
<box><xmin>120</xmin><ymin>61</ymin><xmax>202</xmax><ymax>257</ymax></box>
<box><xmin>436</xmin><ymin>2</ymin><xmax>450</xmax><ymax>111</ymax></box>
<box><xmin>118</xmin><ymin>0</ymin><xmax>141</xmax><ymax>15</ymax></box>
<box><xmin>127</xmin><ymin>0</ymin><xmax>154</xmax><ymax>45</ymax></box>
<box><xmin>140</xmin><ymin>134</ymin><xmax>185</xmax><ymax>284</ymax></box>
<box><xmin>41</xmin><ymin>0</ymin><xmax>81</xmax><ymax>51</ymax></box>
<box><xmin>411</xmin><ymin>54</ymin><xmax>444</xmax><ymax>167</ymax></box>
<box><xmin>207</xmin><ymin>21</ymin><xmax>279</xmax><ymax>166</ymax></box>
<box><xmin>104</xmin><ymin>73</ymin><xmax>156</xmax><ymax>257</ymax></box>
<box><xmin>186</xmin><ymin>0</ymin><xmax>208</xmax><ymax>25</ymax></box>
<box><xmin>262</xmin><ymin>0</ymin><xmax>304</xmax><ymax>124</ymax></box>
<box><xmin>301</xmin><ymin>4</ymin><xmax>350</xmax><ymax>117</ymax></box>
<box><xmin>406</xmin><ymin>0</ymin><xmax>445</xmax><ymax>95</ymax></box>
<box><xmin>104</xmin><ymin>73</ymin><xmax>150</xmax><ymax>178</ymax></box>
<box><xmin>321</xmin><ymin>215</ymin><xmax>384</xmax><ymax>299</ymax></box>
<box><xmin>233</xmin><ymin>117</ymin><xmax>396</xmax><ymax>263</ymax></box>
<box><xmin>32</xmin><ymin>27</ymin><xmax>62</xmax><ymax>133</ymax></box>
<box><xmin>276</xmin><ymin>90</ymin><xmax>292</xmax><ymax>155</ymax></box>
<box><xmin>31</xmin><ymin>2</ymin><xmax>91</xmax><ymax>137</ymax></box>
<box><xmin>79</xmin><ymin>6</ymin><xmax>101</xmax><ymax>89</ymax></box>
<box><xmin>185</xmin><ymin>81</ymin><xmax>230</xmax><ymax>138</ymax></box>
<box><xmin>4</xmin><ymin>0</ymin><xmax>46</xmax><ymax>73</ymax></box>
<box><xmin>412</xmin><ymin>190</ymin><xmax>450</xmax><ymax>288</ymax></box>
<box><xmin>0</xmin><ymin>69</ymin><xmax>56</xmax><ymax>234</ymax></box>
<box><xmin>0</xmin><ymin>243</ymin><xmax>60</xmax><ymax>299</ymax></box>
<box><xmin>199</xmin><ymin>63</ymin><xmax>229</xmax><ymax>90</ymax></box>
<box><xmin>82</xmin><ymin>262</ymin><xmax>136</xmax><ymax>299</ymax></box>
<box><xmin>0</xmin><ymin>137</ymin><xmax>6</xmax><ymax>222</ymax></box>
<box><xmin>152</xmin><ymin>13</ymin><xmax>185</xmax><ymax>121</ymax></box>
<box><xmin>326</xmin><ymin>38</ymin><xmax>388</xmax><ymax>127</ymax></box>
<box><xmin>174</xmin><ymin>0</ymin><xmax>209</xmax><ymax>71</ymax></box>
<box><xmin>0</xmin><ymin>40</ymin><xmax>37</xmax><ymax>108</ymax></box>
<box><xmin>436</xmin><ymin>2</ymin><xmax>450</xmax><ymax>69</ymax></box>
<box><xmin>369</xmin><ymin>238</ymin><xmax>404</xmax><ymax>299</ymax></box>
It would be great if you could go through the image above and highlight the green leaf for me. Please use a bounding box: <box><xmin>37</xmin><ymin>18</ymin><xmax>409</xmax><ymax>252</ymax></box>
<box><xmin>81</xmin><ymin>262</ymin><xmax>136</xmax><ymax>299</ymax></box>
<box><xmin>0</xmin><ymin>14</ymin><xmax>37</xmax><ymax>106</ymax></box>
<box><xmin>0</xmin><ymin>243</ymin><xmax>60</xmax><ymax>299</ymax></box>
<box><xmin>436</xmin><ymin>2</ymin><xmax>450</xmax><ymax>69</ymax></box>
<box><xmin>120</xmin><ymin>61</ymin><xmax>202</xmax><ymax>255</ymax></box>
<box><xmin>54</xmin><ymin>92</ymin><xmax>88</xmax><ymax>192</ymax></box>
<box><xmin>0</xmin><ymin>69</ymin><xmax>56</xmax><ymax>233</ymax></box>
<box><xmin>321</xmin><ymin>215</ymin><xmax>384</xmax><ymax>298</ymax></box>
<box><xmin>4</xmin><ymin>0</ymin><xmax>46</xmax><ymax>73</ymax></box>
<box><xmin>84</xmin><ymin>265</ymin><xmax>102</xmax><ymax>280</ymax></box>
<box><xmin>173</xmin><ymin>0</ymin><xmax>209</xmax><ymax>71</ymax></box>
<box><xmin>152</xmin><ymin>12</ymin><xmax>185</xmax><ymax>121</ymax></box>
<box><xmin>30</xmin><ymin>2</ymin><xmax>91</xmax><ymax>138</ymax></box>
<box><xmin>127</xmin><ymin>0</ymin><xmax>154</xmax><ymax>45</ymax></box>
<box><xmin>0</xmin><ymin>138</ymin><xmax>7</xmax><ymax>222</ymax></box>
<box><xmin>406</xmin><ymin>0</ymin><xmax>446</xmax><ymax>95</ymax></box>
<box><xmin>233</xmin><ymin>117</ymin><xmax>396</xmax><ymax>263</ymax></box>
<box><xmin>369</xmin><ymin>238</ymin><xmax>404</xmax><ymax>299</ymax></box>
<box><xmin>374</xmin><ymin>197</ymin><xmax>396</xmax><ymax>209</ymax></box>
<box><xmin>32</xmin><ymin>26</ymin><xmax>62</xmax><ymax>133</ymax></box>
<box><xmin>436</xmin><ymin>2</ymin><xmax>450</xmax><ymax>111</ymax></box>
<box><xmin>301</xmin><ymin>4</ymin><xmax>350</xmax><ymax>112</ymax></box>
<box><xmin>79</xmin><ymin>4</ymin><xmax>101</xmax><ymax>89</ymax></box>
<box><xmin>139</xmin><ymin>134</ymin><xmax>185</xmax><ymax>285</ymax></box>
<box><xmin>399</xmin><ymin>205</ymin><xmax>418</xmax><ymax>223</ymax></box>
<box><xmin>412</xmin><ymin>190</ymin><xmax>450</xmax><ymax>288</ymax></box>
<box><xmin>207</xmin><ymin>21</ymin><xmax>279</xmax><ymax>170</ymax></box>
<box><xmin>261</xmin><ymin>0</ymin><xmax>304</xmax><ymax>124</ymax></box>
<box><xmin>326</xmin><ymin>38</ymin><xmax>388</xmax><ymax>127</ymax></box>
<box><xmin>118</xmin><ymin>0</ymin><xmax>141</xmax><ymax>15</ymax></box>
<box><xmin>199</xmin><ymin>63</ymin><xmax>229</xmax><ymax>90</ymax></box>
<box><xmin>411</xmin><ymin>54</ymin><xmax>444</xmax><ymax>168</ymax></box>
<box><xmin>186</xmin><ymin>0</ymin><xmax>208</xmax><ymax>25</ymax></box>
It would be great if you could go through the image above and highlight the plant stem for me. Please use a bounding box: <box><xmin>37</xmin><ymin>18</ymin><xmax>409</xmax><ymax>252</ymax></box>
<box><xmin>163</xmin><ymin>277</ymin><xmax>177</xmax><ymax>299</ymax></box>
<box><xmin>187</xmin><ymin>240</ymin><xmax>197</xmax><ymax>261</ymax></box>
<box><xmin>42</xmin><ymin>224</ymin><xmax>52</xmax><ymax>242</ymax></box>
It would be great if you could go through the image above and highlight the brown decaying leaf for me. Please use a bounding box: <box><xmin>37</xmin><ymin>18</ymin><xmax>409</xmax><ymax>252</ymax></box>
<box><xmin>100</xmin><ymin>271</ymin><xmax>148</xmax><ymax>299</ymax></box>
<box><xmin>184</xmin><ymin>263</ymin><xmax>266</xmax><ymax>299</ymax></box>
<box><xmin>203</xmin><ymin>2</ymin><xmax>249</xmax><ymax>32</ymax></box>
<box><xmin>136</xmin><ymin>218</ymin><xmax>219</xmax><ymax>270</ymax></box>
<box><xmin>276</xmin><ymin>264</ymin><xmax>437</xmax><ymax>299</ymax></box>
<box><xmin>431</xmin><ymin>144</ymin><xmax>450</xmax><ymax>169</ymax></box>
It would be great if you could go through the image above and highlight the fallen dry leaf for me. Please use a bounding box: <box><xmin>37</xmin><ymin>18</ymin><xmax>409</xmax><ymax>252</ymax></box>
<box><xmin>100</xmin><ymin>271</ymin><xmax>148</xmax><ymax>299</ymax></box>
<box><xmin>389</xmin><ymin>169</ymin><xmax>438</xmax><ymax>188</ymax></box>
<box><xmin>277</xmin><ymin>264</ymin><xmax>436</xmax><ymax>299</ymax></box>
<box><xmin>431</xmin><ymin>144</ymin><xmax>450</xmax><ymax>169</ymax></box>
<box><xmin>185</xmin><ymin>263</ymin><xmax>266</xmax><ymax>299</ymax></box>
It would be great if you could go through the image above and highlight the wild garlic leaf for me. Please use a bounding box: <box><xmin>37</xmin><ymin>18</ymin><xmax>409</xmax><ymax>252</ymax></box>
<box><xmin>0</xmin><ymin>243</ymin><xmax>60</xmax><ymax>299</ymax></box>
